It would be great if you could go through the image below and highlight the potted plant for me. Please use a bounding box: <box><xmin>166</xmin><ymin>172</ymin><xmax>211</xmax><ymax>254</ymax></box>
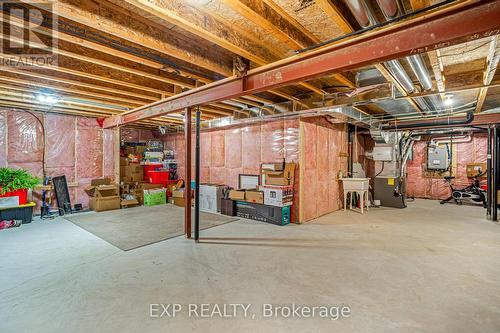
<box><xmin>0</xmin><ymin>168</ymin><xmax>40</xmax><ymax>205</ymax></box>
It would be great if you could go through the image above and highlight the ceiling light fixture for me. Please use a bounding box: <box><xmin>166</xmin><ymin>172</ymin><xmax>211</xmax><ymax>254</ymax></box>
<box><xmin>443</xmin><ymin>94</ymin><xmax>453</xmax><ymax>106</ymax></box>
<box><xmin>36</xmin><ymin>93</ymin><xmax>60</xmax><ymax>105</ymax></box>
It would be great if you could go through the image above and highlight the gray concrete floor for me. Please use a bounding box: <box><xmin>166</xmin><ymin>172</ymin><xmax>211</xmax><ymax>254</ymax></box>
<box><xmin>1</xmin><ymin>199</ymin><xmax>500</xmax><ymax>333</ymax></box>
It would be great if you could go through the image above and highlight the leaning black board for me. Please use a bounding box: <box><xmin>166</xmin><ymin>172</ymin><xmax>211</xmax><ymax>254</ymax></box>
<box><xmin>52</xmin><ymin>175</ymin><xmax>72</xmax><ymax>215</ymax></box>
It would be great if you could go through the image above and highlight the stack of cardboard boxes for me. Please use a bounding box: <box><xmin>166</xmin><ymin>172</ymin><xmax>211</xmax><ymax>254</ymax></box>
<box><xmin>120</xmin><ymin>157</ymin><xmax>144</xmax><ymax>183</ymax></box>
<box><xmin>226</xmin><ymin>163</ymin><xmax>295</xmax><ymax>225</ymax></box>
<box><xmin>84</xmin><ymin>178</ymin><xmax>121</xmax><ymax>212</ymax></box>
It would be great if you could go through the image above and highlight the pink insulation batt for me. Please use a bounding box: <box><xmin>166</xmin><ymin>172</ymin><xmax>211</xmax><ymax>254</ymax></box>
<box><xmin>162</xmin><ymin>117</ymin><xmax>349</xmax><ymax>223</ymax></box>
<box><xmin>0</xmin><ymin>109</ymin><xmax>118</xmax><ymax>212</ymax></box>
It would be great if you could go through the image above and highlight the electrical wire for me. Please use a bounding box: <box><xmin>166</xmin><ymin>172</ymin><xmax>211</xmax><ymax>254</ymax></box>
<box><xmin>23</xmin><ymin>110</ymin><xmax>46</xmax><ymax>178</ymax></box>
<box><xmin>375</xmin><ymin>161</ymin><xmax>385</xmax><ymax>177</ymax></box>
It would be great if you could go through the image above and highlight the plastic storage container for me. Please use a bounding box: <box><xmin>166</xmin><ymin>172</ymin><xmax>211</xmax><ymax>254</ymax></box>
<box><xmin>143</xmin><ymin>188</ymin><xmax>166</xmax><ymax>206</ymax></box>
<box><xmin>0</xmin><ymin>202</ymin><xmax>34</xmax><ymax>224</ymax></box>
<box><xmin>0</xmin><ymin>188</ymin><xmax>28</xmax><ymax>206</ymax></box>
<box><xmin>148</xmin><ymin>170</ymin><xmax>169</xmax><ymax>184</ymax></box>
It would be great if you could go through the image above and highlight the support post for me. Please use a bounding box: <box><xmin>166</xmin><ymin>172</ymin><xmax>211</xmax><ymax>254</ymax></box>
<box><xmin>194</xmin><ymin>108</ymin><xmax>201</xmax><ymax>242</ymax></box>
<box><xmin>492</xmin><ymin>125</ymin><xmax>498</xmax><ymax>222</ymax></box>
<box><xmin>184</xmin><ymin>107</ymin><xmax>192</xmax><ymax>238</ymax></box>
<box><xmin>487</xmin><ymin>125</ymin><xmax>492</xmax><ymax>219</ymax></box>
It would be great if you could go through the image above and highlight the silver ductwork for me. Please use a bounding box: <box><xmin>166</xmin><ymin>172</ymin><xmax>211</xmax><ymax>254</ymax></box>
<box><xmin>407</xmin><ymin>55</ymin><xmax>433</xmax><ymax>91</ymax></box>
<box><xmin>345</xmin><ymin>0</ymin><xmax>441</xmax><ymax>113</ymax></box>
<box><xmin>385</xmin><ymin>60</ymin><xmax>416</xmax><ymax>94</ymax></box>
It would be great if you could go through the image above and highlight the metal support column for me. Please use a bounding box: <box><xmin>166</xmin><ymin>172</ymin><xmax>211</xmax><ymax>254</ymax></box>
<box><xmin>194</xmin><ymin>109</ymin><xmax>201</xmax><ymax>242</ymax></box>
<box><xmin>487</xmin><ymin>126</ymin><xmax>492</xmax><ymax>219</ymax></box>
<box><xmin>184</xmin><ymin>107</ymin><xmax>192</xmax><ymax>238</ymax></box>
<box><xmin>492</xmin><ymin>125</ymin><xmax>498</xmax><ymax>222</ymax></box>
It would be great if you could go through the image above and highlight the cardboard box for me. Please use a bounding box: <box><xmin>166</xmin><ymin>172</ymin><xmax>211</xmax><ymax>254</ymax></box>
<box><xmin>121</xmin><ymin>198</ymin><xmax>139</xmax><ymax>207</ymax></box>
<box><xmin>466</xmin><ymin>163</ymin><xmax>487</xmax><ymax>178</ymax></box>
<box><xmin>137</xmin><ymin>182</ymin><xmax>164</xmax><ymax>190</ymax></box>
<box><xmin>261</xmin><ymin>163</ymin><xmax>284</xmax><ymax>171</ymax></box>
<box><xmin>172</xmin><ymin>189</ymin><xmax>185</xmax><ymax>198</ymax></box>
<box><xmin>260</xmin><ymin>185</ymin><xmax>294</xmax><ymax>207</ymax></box>
<box><xmin>120</xmin><ymin>157</ymin><xmax>129</xmax><ymax>166</ymax></box>
<box><xmin>90</xmin><ymin>196</ymin><xmax>121</xmax><ymax>212</ymax></box>
<box><xmin>84</xmin><ymin>178</ymin><xmax>117</xmax><ymax>197</ymax></box>
<box><xmin>173</xmin><ymin>197</ymin><xmax>185</xmax><ymax>207</ymax></box>
<box><xmin>262</xmin><ymin>163</ymin><xmax>295</xmax><ymax>186</ymax></box>
<box><xmin>229</xmin><ymin>190</ymin><xmax>245</xmax><ymax>201</ymax></box>
<box><xmin>245</xmin><ymin>190</ymin><xmax>264</xmax><ymax>204</ymax></box>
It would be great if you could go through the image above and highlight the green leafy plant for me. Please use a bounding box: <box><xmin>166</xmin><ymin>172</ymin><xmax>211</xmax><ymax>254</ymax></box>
<box><xmin>0</xmin><ymin>168</ymin><xmax>41</xmax><ymax>195</ymax></box>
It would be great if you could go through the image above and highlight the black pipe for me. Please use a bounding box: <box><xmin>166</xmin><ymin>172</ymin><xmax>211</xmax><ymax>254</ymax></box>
<box><xmin>492</xmin><ymin>125</ymin><xmax>498</xmax><ymax>222</ymax></box>
<box><xmin>194</xmin><ymin>109</ymin><xmax>201</xmax><ymax>241</ymax></box>
<box><xmin>382</xmin><ymin>112</ymin><xmax>474</xmax><ymax>131</ymax></box>
<box><xmin>487</xmin><ymin>126</ymin><xmax>492</xmax><ymax>219</ymax></box>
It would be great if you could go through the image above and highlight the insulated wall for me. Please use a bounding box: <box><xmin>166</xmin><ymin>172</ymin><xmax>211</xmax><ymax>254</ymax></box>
<box><xmin>162</xmin><ymin>116</ymin><xmax>350</xmax><ymax>223</ymax></box>
<box><xmin>0</xmin><ymin>108</ymin><xmax>118</xmax><ymax>212</ymax></box>
<box><xmin>162</xmin><ymin>119</ymin><xmax>301</xmax><ymax>222</ymax></box>
<box><xmin>299</xmin><ymin>117</ymin><xmax>349</xmax><ymax>222</ymax></box>
<box><xmin>406</xmin><ymin>135</ymin><xmax>487</xmax><ymax>200</ymax></box>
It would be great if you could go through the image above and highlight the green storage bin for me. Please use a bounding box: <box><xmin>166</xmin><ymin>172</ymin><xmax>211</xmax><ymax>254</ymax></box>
<box><xmin>143</xmin><ymin>188</ymin><xmax>166</xmax><ymax>206</ymax></box>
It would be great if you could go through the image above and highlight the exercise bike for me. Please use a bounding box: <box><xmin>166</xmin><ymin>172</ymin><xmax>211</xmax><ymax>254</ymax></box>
<box><xmin>440</xmin><ymin>171</ymin><xmax>486</xmax><ymax>207</ymax></box>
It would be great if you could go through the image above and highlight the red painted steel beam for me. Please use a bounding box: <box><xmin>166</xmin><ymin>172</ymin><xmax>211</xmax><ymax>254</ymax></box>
<box><xmin>103</xmin><ymin>0</ymin><xmax>500</xmax><ymax>128</ymax></box>
<box><xmin>184</xmin><ymin>107</ymin><xmax>192</xmax><ymax>238</ymax></box>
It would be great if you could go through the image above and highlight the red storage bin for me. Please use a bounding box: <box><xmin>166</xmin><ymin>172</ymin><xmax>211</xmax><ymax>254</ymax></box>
<box><xmin>0</xmin><ymin>188</ymin><xmax>28</xmax><ymax>205</ymax></box>
<box><xmin>148</xmin><ymin>170</ymin><xmax>170</xmax><ymax>184</ymax></box>
<box><xmin>143</xmin><ymin>164</ymin><xmax>163</xmax><ymax>180</ymax></box>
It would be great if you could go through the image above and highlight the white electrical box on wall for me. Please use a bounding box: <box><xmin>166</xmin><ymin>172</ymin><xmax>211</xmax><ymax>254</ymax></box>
<box><xmin>427</xmin><ymin>145</ymin><xmax>449</xmax><ymax>170</ymax></box>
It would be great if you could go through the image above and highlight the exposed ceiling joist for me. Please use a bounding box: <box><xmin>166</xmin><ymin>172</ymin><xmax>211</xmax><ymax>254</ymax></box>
<box><xmin>103</xmin><ymin>0</ymin><xmax>500</xmax><ymax>127</ymax></box>
<box><xmin>24</xmin><ymin>0</ymin><xmax>232</xmax><ymax>76</ymax></box>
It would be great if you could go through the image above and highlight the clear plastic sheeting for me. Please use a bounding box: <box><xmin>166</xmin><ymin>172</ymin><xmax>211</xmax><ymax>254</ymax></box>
<box><xmin>0</xmin><ymin>111</ymin><xmax>7</xmax><ymax>167</ymax></box>
<box><xmin>7</xmin><ymin>111</ymin><xmax>43</xmax><ymax>163</ymax></box>
<box><xmin>45</xmin><ymin>114</ymin><xmax>76</xmax><ymax>169</ymax></box>
<box><xmin>103</xmin><ymin>129</ymin><xmax>115</xmax><ymax>178</ymax></box>
<box><xmin>121</xmin><ymin>127</ymin><xmax>157</xmax><ymax>143</ymax></box>
<box><xmin>0</xmin><ymin>110</ymin><xmax>118</xmax><ymax>211</ymax></box>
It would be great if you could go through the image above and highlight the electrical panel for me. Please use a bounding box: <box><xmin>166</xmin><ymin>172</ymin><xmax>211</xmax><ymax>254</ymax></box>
<box><xmin>427</xmin><ymin>145</ymin><xmax>449</xmax><ymax>170</ymax></box>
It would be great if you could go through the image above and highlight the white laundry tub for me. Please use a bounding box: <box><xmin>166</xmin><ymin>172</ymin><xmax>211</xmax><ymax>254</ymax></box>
<box><xmin>341</xmin><ymin>178</ymin><xmax>370</xmax><ymax>191</ymax></box>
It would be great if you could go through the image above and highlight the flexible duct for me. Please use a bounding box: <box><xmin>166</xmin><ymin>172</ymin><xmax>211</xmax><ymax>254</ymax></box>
<box><xmin>347</xmin><ymin>0</ymin><xmax>441</xmax><ymax>112</ymax></box>
<box><xmin>343</xmin><ymin>0</ymin><xmax>373</xmax><ymax>27</ymax></box>
<box><xmin>376</xmin><ymin>0</ymin><xmax>400</xmax><ymax>18</ymax></box>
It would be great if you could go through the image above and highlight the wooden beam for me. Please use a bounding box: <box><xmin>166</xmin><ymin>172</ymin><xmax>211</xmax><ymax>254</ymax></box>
<box><xmin>122</xmin><ymin>0</ymin><xmax>275</xmax><ymax>65</ymax></box>
<box><xmin>314</xmin><ymin>0</ymin><xmax>353</xmax><ymax>34</ymax></box>
<box><xmin>26</xmin><ymin>0</ymin><xmax>232</xmax><ymax>76</ymax></box>
<box><xmin>475</xmin><ymin>87</ymin><xmax>488</xmax><ymax>113</ymax></box>
<box><xmin>262</xmin><ymin>0</ymin><xmax>321</xmax><ymax>44</ymax></box>
<box><xmin>0</xmin><ymin>66</ymin><xmax>156</xmax><ymax>102</ymax></box>
<box><xmin>0</xmin><ymin>75</ymin><xmax>146</xmax><ymax>106</ymax></box>
<box><xmin>0</xmin><ymin>82</ymin><xmax>133</xmax><ymax>109</ymax></box>
<box><xmin>409</xmin><ymin>0</ymin><xmax>431</xmax><ymax>11</ymax></box>
<box><xmin>0</xmin><ymin>89</ymin><xmax>127</xmax><ymax>112</ymax></box>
